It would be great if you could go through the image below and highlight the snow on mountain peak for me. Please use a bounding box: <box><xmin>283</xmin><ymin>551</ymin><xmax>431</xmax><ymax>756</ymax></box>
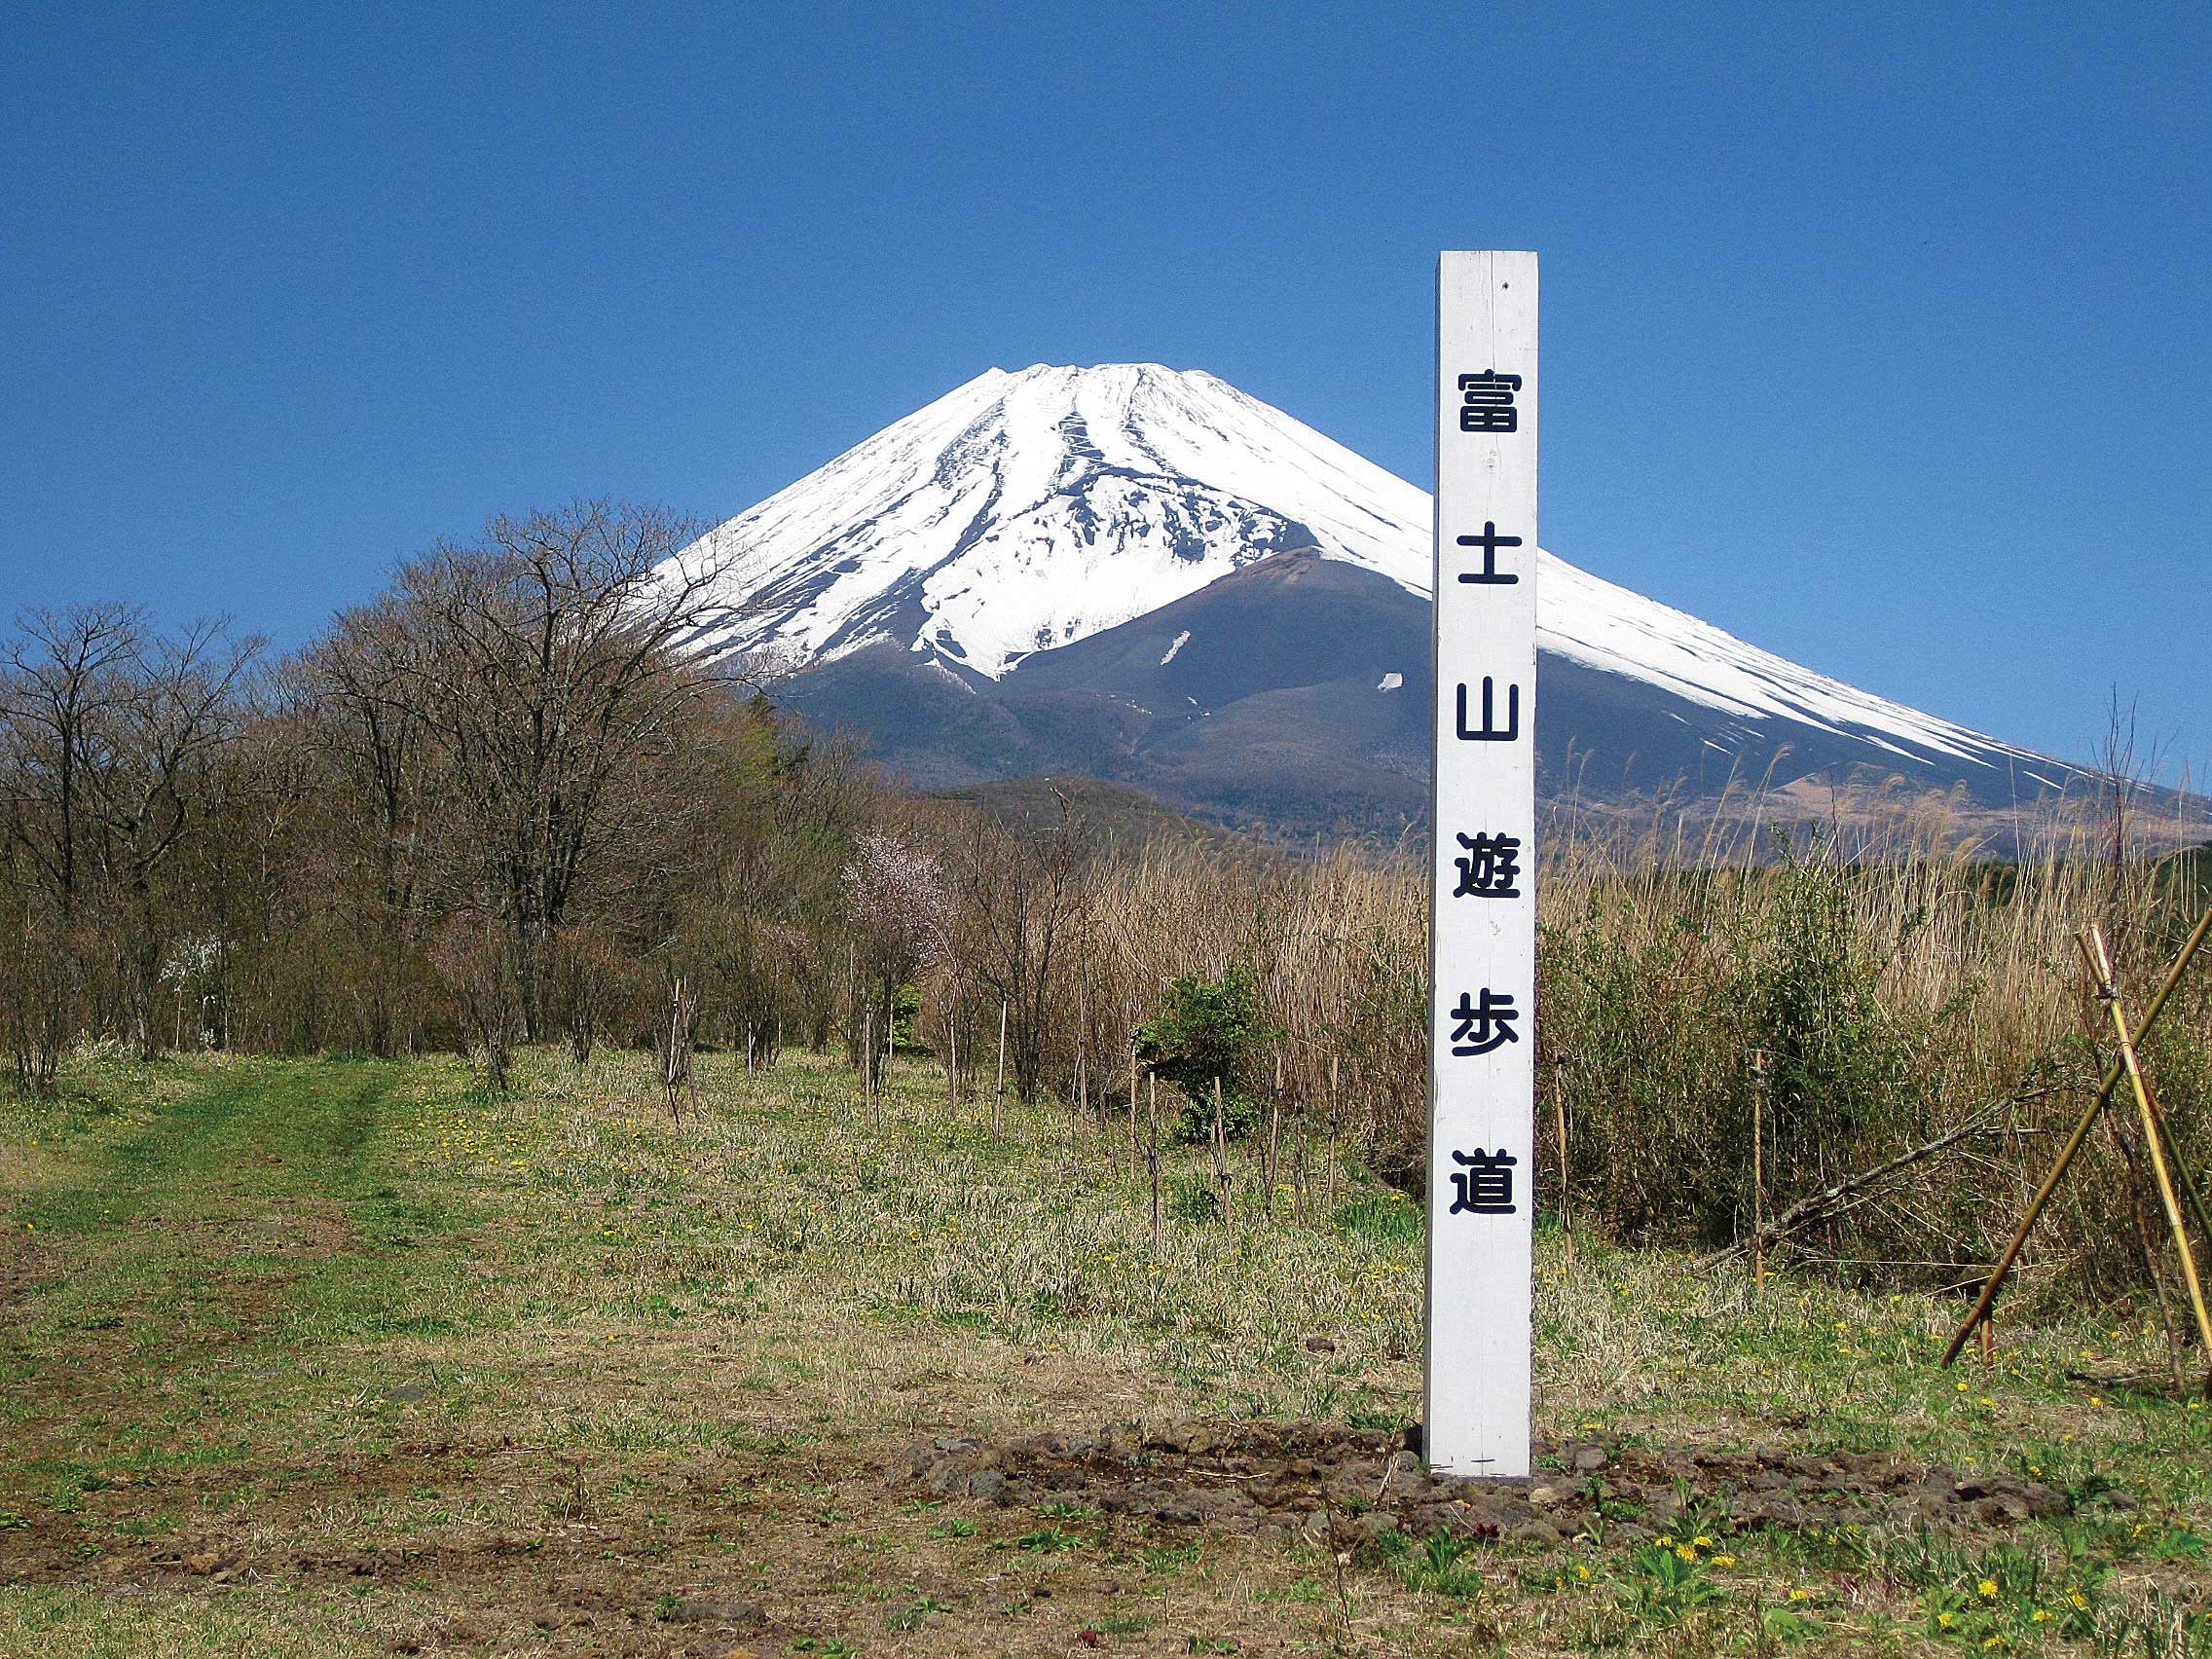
<box><xmin>683</xmin><ymin>363</ymin><xmax>1430</xmax><ymax>680</ymax></box>
<box><xmin>682</xmin><ymin>364</ymin><xmax>2024</xmax><ymax>769</ymax></box>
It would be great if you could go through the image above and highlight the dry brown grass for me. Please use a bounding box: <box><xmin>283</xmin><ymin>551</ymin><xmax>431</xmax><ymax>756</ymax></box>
<box><xmin>1035</xmin><ymin>787</ymin><xmax>2212</xmax><ymax>1305</ymax></box>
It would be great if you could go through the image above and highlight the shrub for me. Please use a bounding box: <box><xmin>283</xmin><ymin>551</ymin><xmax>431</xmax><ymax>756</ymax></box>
<box><xmin>1136</xmin><ymin>964</ymin><xmax>1275</xmax><ymax>1143</ymax></box>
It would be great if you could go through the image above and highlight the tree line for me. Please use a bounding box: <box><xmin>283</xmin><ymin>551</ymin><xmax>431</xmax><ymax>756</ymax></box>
<box><xmin>6</xmin><ymin>498</ymin><xmax>2210</xmax><ymax>1307</ymax></box>
<box><xmin>0</xmin><ymin>500</ymin><xmax>1073</xmax><ymax>1094</ymax></box>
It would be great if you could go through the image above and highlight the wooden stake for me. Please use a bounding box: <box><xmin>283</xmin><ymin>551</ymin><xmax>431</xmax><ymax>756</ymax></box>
<box><xmin>2087</xmin><ymin>926</ymin><xmax>2212</xmax><ymax>1394</ymax></box>
<box><xmin>994</xmin><ymin>999</ymin><xmax>1007</xmax><ymax>1142</ymax></box>
<box><xmin>1128</xmin><ymin>1042</ymin><xmax>1140</xmax><ymax>1161</ymax></box>
<box><xmin>1555</xmin><ymin>1070</ymin><xmax>1573</xmax><ymax>1271</ymax></box>
<box><xmin>1148</xmin><ymin>1073</ymin><xmax>1161</xmax><ymax>1252</ymax></box>
<box><xmin>1213</xmin><ymin>1076</ymin><xmax>1232</xmax><ymax>1228</ymax></box>
<box><xmin>1326</xmin><ymin>1055</ymin><xmax>1340</xmax><ymax>1220</ymax></box>
<box><xmin>1943</xmin><ymin>906</ymin><xmax>2212</xmax><ymax>1366</ymax></box>
<box><xmin>1751</xmin><ymin>1048</ymin><xmax>1767</xmax><ymax>1292</ymax></box>
<box><xmin>1264</xmin><ymin>1053</ymin><xmax>1282</xmax><ymax>1220</ymax></box>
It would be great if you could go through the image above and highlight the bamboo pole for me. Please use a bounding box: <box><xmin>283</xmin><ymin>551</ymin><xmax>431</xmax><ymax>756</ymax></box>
<box><xmin>2107</xmin><ymin>1097</ymin><xmax>2189</xmax><ymax>1390</ymax></box>
<box><xmin>1943</xmin><ymin>906</ymin><xmax>2212</xmax><ymax>1366</ymax></box>
<box><xmin>2158</xmin><ymin>1112</ymin><xmax>2212</xmax><ymax>1277</ymax></box>
<box><xmin>2086</xmin><ymin>927</ymin><xmax>2212</xmax><ymax>1394</ymax></box>
<box><xmin>1751</xmin><ymin>1048</ymin><xmax>1767</xmax><ymax>1292</ymax></box>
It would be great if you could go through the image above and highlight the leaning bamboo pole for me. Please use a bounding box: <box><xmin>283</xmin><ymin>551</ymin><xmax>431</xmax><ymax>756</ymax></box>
<box><xmin>2086</xmin><ymin>927</ymin><xmax>2212</xmax><ymax>1393</ymax></box>
<box><xmin>1942</xmin><ymin>906</ymin><xmax>2212</xmax><ymax>1366</ymax></box>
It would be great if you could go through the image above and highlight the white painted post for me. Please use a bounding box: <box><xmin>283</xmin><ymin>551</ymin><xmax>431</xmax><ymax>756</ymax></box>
<box><xmin>1426</xmin><ymin>250</ymin><xmax>1538</xmax><ymax>1478</ymax></box>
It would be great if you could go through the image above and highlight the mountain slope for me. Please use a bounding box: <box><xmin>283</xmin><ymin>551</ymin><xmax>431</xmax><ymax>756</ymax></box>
<box><xmin>682</xmin><ymin>364</ymin><xmax>2083</xmax><ymax>830</ymax></box>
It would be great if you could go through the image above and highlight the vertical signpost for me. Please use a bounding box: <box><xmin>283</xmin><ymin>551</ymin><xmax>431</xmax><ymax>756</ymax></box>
<box><xmin>1426</xmin><ymin>250</ymin><xmax>1538</xmax><ymax>1479</ymax></box>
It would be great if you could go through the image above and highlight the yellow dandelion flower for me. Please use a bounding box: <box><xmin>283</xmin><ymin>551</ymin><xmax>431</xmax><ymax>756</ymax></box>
<box><xmin>1693</xmin><ymin>1535</ymin><xmax>1714</xmax><ymax>1548</ymax></box>
<box><xmin>1713</xmin><ymin>1554</ymin><xmax>1736</xmax><ymax>1567</ymax></box>
<box><xmin>2031</xmin><ymin>1609</ymin><xmax>2051</xmax><ymax>1623</ymax></box>
<box><xmin>1788</xmin><ymin>1588</ymin><xmax>1810</xmax><ymax>1603</ymax></box>
<box><xmin>1978</xmin><ymin>1578</ymin><xmax>1999</xmax><ymax>1600</ymax></box>
<box><xmin>1937</xmin><ymin>1611</ymin><xmax>1956</xmax><ymax>1627</ymax></box>
<box><xmin>2067</xmin><ymin>1589</ymin><xmax>2089</xmax><ymax>1610</ymax></box>
<box><xmin>1676</xmin><ymin>1544</ymin><xmax>1698</xmax><ymax>1562</ymax></box>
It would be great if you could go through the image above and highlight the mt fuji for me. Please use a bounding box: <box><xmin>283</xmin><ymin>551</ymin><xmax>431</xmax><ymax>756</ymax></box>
<box><xmin>679</xmin><ymin>364</ymin><xmax>2079</xmax><ymax>833</ymax></box>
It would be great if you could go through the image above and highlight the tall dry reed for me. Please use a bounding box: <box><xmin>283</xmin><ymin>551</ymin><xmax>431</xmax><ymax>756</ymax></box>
<box><xmin>1030</xmin><ymin>785</ymin><xmax>2210</xmax><ymax>1308</ymax></box>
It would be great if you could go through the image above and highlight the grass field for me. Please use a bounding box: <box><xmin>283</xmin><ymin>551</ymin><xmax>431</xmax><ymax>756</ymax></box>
<box><xmin>2</xmin><ymin>1049</ymin><xmax>2208</xmax><ymax>1657</ymax></box>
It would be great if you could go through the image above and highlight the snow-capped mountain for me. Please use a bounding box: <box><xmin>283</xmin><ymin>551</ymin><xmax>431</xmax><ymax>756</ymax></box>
<box><xmin>686</xmin><ymin>363</ymin><xmax>1428</xmax><ymax>680</ymax></box>
<box><xmin>681</xmin><ymin>364</ymin><xmax>2081</xmax><ymax>831</ymax></box>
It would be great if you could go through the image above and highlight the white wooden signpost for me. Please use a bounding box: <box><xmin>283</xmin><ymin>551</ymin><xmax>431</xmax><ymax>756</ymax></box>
<box><xmin>1425</xmin><ymin>250</ymin><xmax>1538</xmax><ymax>1478</ymax></box>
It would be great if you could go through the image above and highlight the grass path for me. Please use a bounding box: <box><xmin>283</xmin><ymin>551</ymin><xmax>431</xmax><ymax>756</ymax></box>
<box><xmin>2</xmin><ymin>1058</ymin><xmax>469</xmax><ymax>1530</ymax></box>
<box><xmin>1</xmin><ymin>1051</ymin><xmax>2208</xmax><ymax>1657</ymax></box>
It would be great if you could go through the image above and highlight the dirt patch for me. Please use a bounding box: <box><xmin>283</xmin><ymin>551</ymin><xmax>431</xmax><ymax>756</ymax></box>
<box><xmin>891</xmin><ymin>1419</ymin><xmax>2085</xmax><ymax>1547</ymax></box>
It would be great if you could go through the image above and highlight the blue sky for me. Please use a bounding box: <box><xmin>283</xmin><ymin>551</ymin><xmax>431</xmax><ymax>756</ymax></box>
<box><xmin>3</xmin><ymin>1</ymin><xmax>2205</xmax><ymax>775</ymax></box>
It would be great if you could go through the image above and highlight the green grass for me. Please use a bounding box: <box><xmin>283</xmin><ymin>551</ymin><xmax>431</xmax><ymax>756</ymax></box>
<box><xmin>0</xmin><ymin>1045</ymin><xmax>2207</xmax><ymax>1656</ymax></box>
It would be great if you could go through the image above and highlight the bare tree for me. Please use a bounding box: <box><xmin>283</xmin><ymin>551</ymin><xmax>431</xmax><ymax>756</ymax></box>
<box><xmin>294</xmin><ymin>598</ymin><xmax>447</xmax><ymax>1054</ymax></box>
<box><xmin>0</xmin><ymin>607</ymin><xmax>259</xmax><ymax>1058</ymax></box>
<box><xmin>85</xmin><ymin>620</ymin><xmax>260</xmax><ymax>1057</ymax></box>
<box><xmin>0</xmin><ymin>890</ymin><xmax>71</xmax><ymax>1094</ymax></box>
<box><xmin>944</xmin><ymin>793</ymin><xmax>1088</xmax><ymax>1105</ymax></box>
<box><xmin>378</xmin><ymin>501</ymin><xmax>741</xmax><ymax>1035</ymax></box>
<box><xmin>0</xmin><ymin>604</ymin><xmax>142</xmax><ymax>926</ymax></box>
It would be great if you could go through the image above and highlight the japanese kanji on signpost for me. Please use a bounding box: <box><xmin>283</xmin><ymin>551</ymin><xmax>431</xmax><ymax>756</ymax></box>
<box><xmin>1426</xmin><ymin>250</ymin><xmax>1538</xmax><ymax>1479</ymax></box>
